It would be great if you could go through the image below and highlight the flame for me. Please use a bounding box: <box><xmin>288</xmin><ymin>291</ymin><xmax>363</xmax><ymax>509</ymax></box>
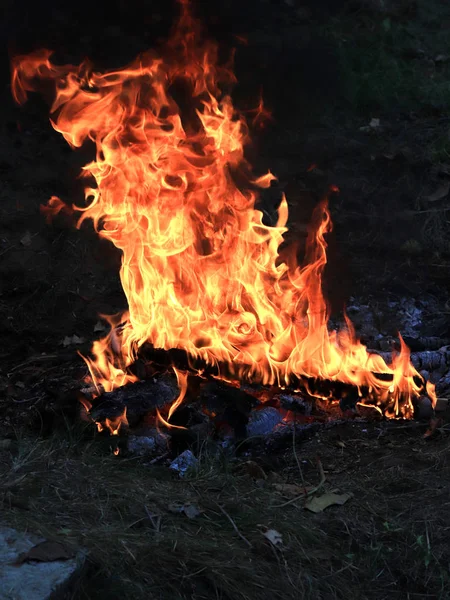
<box><xmin>426</xmin><ymin>380</ymin><xmax>437</xmax><ymax>409</ymax></box>
<box><xmin>11</xmin><ymin>2</ymin><xmax>426</xmax><ymax>420</ymax></box>
<box><xmin>102</xmin><ymin>407</ymin><xmax>128</xmax><ymax>436</ymax></box>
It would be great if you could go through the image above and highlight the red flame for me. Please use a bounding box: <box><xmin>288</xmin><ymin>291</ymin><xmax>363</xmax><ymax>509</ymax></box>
<box><xmin>11</xmin><ymin>2</ymin><xmax>425</xmax><ymax>421</ymax></box>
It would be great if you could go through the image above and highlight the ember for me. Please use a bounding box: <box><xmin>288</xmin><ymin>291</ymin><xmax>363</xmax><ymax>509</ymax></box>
<box><xmin>11</xmin><ymin>1</ymin><xmax>430</xmax><ymax>423</ymax></box>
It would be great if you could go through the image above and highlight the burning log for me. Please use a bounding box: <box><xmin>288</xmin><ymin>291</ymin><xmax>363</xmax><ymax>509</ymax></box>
<box><xmin>86</xmin><ymin>375</ymin><xmax>179</xmax><ymax>430</ymax></box>
<box><xmin>11</xmin><ymin>2</ymin><xmax>431</xmax><ymax>423</ymax></box>
<box><xmin>130</xmin><ymin>342</ymin><xmax>420</xmax><ymax>416</ymax></box>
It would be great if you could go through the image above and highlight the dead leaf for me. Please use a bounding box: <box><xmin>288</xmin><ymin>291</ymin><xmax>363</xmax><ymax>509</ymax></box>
<box><xmin>360</xmin><ymin>118</ymin><xmax>381</xmax><ymax>133</ymax></box>
<box><xmin>273</xmin><ymin>483</ymin><xmax>306</xmax><ymax>497</ymax></box>
<box><xmin>14</xmin><ymin>540</ymin><xmax>74</xmax><ymax>564</ymax></box>
<box><xmin>305</xmin><ymin>492</ymin><xmax>353</xmax><ymax>513</ymax></box>
<box><xmin>263</xmin><ymin>529</ymin><xmax>283</xmax><ymax>546</ymax></box>
<box><xmin>94</xmin><ymin>320</ymin><xmax>107</xmax><ymax>332</ymax></box>
<box><xmin>61</xmin><ymin>334</ymin><xmax>85</xmax><ymax>347</ymax></box>
<box><xmin>168</xmin><ymin>502</ymin><xmax>202</xmax><ymax>519</ymax></box>
<box><xmin>20</xmin><ymin>231</ymin><xmax>32</xmax><ymax>246</ymax></box>
<box><xmin>424</xmin><ymin>182</ymin><xmax>450</xmax><ymax>203</ymax></box>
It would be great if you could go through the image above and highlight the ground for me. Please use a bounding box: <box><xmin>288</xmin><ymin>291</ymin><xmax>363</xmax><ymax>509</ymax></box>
<box><xmin>1</xmin><ymin>0</ymin><xmax>450</xmax><ymax>598</ymax></box>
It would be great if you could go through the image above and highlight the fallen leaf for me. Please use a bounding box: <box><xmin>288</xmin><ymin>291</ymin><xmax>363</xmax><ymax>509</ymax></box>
<box><xmin>263</xmin><ymin>529</ymin><xmax>283</xmax><ymax>546</ymax></box>
<box><xmin>305</xmin><ymin>492</ymin><xmax>353</xmax><ymax>513</ymax></box>
<box><xmin>61</xmin><ymin>334</ymin><xmax>85</xmax><ymax>347</ymax></box>
<box><xmin>424</xmin><ymin>182</ymin><xmax>450</xmax><ymax>203</ymax></box>
<box><xmin>273</xmin><ymin>483</ymin><xmax>306</xmax><ymax>497</ymax></box>
<box><xmin>94</xmin><ymin>320</ymin><xmax>107</xmax><ymax>332</ymax></box>
<box><xmin>435</xmin><ymin>54</ymin><xmax>449</xmax><ymax>63</ymax></box>
<box><xmin>20</xmin><ymin>231</ymin><xmax>32</xmax><ymax>246</ymax></box>
<box><xmin>15</xmin><ymin>540</ymin><xmax>74</xmax><ymax>564</ymax></box>
<box><xmin>360</xmin><ymin>118</ymin><xmax>381</xmax><ymax>133</ymax></box>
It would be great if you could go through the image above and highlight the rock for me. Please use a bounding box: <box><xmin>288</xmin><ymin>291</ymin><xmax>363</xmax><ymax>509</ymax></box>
<box><xmin>127</xmin><ymin>431</ymin><xmax>169</xmax><ymax>456</ymax></box>
<box><xmin>419</xmin><ymin>370</ymin><xmax>430</xmax><ymax>382</ymax></box>
<box><xmin>414</xmin><ymin>396</ymin><xmax>434</xmax><ymax>420</ymax></box>
<box><xmin>279</xmin><ymin>394</ymin><xmax>312</xmax><ymax>415</ymax></box>
<box><xmin>437</xmin><ymin>373</ymin><xmax>450</xmax><ymax>395</ymax></box>
<box><xmin>169</xmin><ymin>450</ymin><xmax>198</xmax><ymax>477</ymax></box>
<box><xmin>435</xmin><ymin>397</ymin><xmax>448</xmax><ymax>412</ymax></box>
<box><xmin>0</xmin><ymin>527</ymin><xmax>85</xmax><ymax>600</ymax></box>
<box><xmin>246</xmin><ymin>407</ymin><xmax>283</xmax><ymax>437</ymax></box>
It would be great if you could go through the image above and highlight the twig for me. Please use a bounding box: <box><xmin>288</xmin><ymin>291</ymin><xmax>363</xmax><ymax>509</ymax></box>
<box><xmin>148</xmin><ymin>452</ymin><xmax>170</xmax><ymax>465</ymax></box>
<box><xmin>8</xmin><ymin>355</ymin><xmax>58</xmax><ymax>373</ymax></box>
<box><xmin>12</xmin><ymin>396</ymin><xmax>42</xmax><ymax>404</ymax></box>
<box><xmin>144</xmin><ymin>505</ymin><xmax>161</xmax><ymax>532</ymax></box>
<box><xmin>292</xmin><ymin>420</ymin><xmax>306</xmax><ymax>487</ymax></box>
<box><xmin>215</xmin><ymin>502</ymin><xmax>252</xmax><ymax>549</ymax></box>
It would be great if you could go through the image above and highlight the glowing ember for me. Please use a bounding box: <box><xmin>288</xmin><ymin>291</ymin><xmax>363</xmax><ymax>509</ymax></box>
<box><xmin>11</xmin><ymin>2</ymin><xmax>425</xmax><ymax>420</ymax></box>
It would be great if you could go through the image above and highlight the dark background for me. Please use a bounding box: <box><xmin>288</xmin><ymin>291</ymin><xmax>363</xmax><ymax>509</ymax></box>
<box><xmin>0</xmin><ymin>0</ymin><xmax>449</xmax><ymax>363</ymax></box>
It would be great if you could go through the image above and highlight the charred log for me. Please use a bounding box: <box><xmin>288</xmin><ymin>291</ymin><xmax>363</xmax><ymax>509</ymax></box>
<box><xmin>86</xmin><ymin>375</ymin><xmax>179</xmax><ymax>428</ymax></box>
<box><xmin>372</xmin><ymin>348</ymin><xmax>450</xmax><ymax>372</ymax></box>
<box><xmin>131</xmin><ymin>342</ymin><xmax>425</xmax><ymax>400</ymax></box>
<box><xmin>401</xmin><ymin>337</ymin><xmax>450</xmax><ymax>352</ymax></box>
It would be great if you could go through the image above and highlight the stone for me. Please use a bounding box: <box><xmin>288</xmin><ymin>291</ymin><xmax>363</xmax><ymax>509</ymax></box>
<box><xmin>169</xmin><ymin>450</ymin><xmax>198</xmax><ymax>477</ymax></box>
<box><xmin>0</xmin><ymin>527</ymin><xmax>85</xmax><ymax>600</ymax></box>
<box><xmin>246</xmin><ymin>407</ymin><xmax>283</xmax><ymax>437</ymax></box>
<box><xmin>127</xmin><ymin>431</ymin><xmax>169</xmax><ymax>456</ymax></box>
<box><xmin>414</xmin><ymin>396</ymin><xmax>434</xmax><ymax>420</ymax></box>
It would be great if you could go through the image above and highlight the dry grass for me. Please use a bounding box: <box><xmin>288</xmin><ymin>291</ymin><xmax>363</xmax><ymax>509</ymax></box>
<box><xmin>1</xmin><ymin>420</ymin><xmax>450</xmax><ymax>600</ymax></box>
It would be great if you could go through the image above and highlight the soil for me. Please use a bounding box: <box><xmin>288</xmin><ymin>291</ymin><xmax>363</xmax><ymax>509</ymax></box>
<box><xmin>0</xmin><ymin>1</ymin><xmax>450</xmax><ymax>598</ymax></box>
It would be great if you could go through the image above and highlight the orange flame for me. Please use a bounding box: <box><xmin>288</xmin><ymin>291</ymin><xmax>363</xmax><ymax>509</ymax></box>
<box><xmin>101</xmin><ymin>407</ymin><xmax>128</xmax><ymax>436</ymax></box>
<box><xmin>11</xmin><ymin>2</ymin><xmax>425</xmax><ymax>420</ymax></box>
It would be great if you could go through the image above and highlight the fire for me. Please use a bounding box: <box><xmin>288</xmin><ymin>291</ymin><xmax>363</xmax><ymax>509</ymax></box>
<box><xmin>97</xmin><ymin>408</ymin><xmax>128</xmax><ymax>436</ymax></box>
<box><xmin>11</xmin><ymin>2</ymin><xmax>425</xmax><ymax>419</ymax></box>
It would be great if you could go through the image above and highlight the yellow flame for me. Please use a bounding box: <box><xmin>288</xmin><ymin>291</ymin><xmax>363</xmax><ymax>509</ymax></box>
<box><xmin>11</xmin><ymin>1</ymin><xmax>425</xmax><ymax>420</ymax></box>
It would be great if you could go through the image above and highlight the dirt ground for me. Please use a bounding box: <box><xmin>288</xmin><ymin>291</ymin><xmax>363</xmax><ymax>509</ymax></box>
<box><xmin>1</xmin><ymin>0</ymin><xmax>450</xmax><ymax>598</ymax></box>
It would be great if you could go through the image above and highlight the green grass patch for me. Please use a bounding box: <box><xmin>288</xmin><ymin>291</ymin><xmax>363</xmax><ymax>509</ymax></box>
<box><xmin>322</xmin><ymin>1</ymin><xmax>450</xmax><ymax>115</ymax></box>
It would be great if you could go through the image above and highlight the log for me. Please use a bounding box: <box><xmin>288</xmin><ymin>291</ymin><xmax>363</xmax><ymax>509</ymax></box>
<box><xmin>132</xmin><ymin>342</ymin><xmax>427</xmax><ymax>392</ymax></box>
<box><xmin>371</xmin><ymin>348</ymin><xmax>450</xmax><ymax>372</ymax></box>
<box><xmin>130</xmin><ymin>343</ymin><xmax>423</xmax><ymax>417</ymax></box>
<box><xmin>86</xmin><ymin>343</ymin><xmax>442</xmax><ymax>429</ymax></box>
<box><xmin>401</xmin><ymin>337</ymin><xmax>450</xmax><ymax>352</ymax></box>
<box><xmin>436</xmin><ymin>373</ymin><xmax>450</xmax><ymax>395</ymax></box>
<box><xmin>86</xmin><ymin>375</ymin><xmax>179</xmax><ymax>427</ymax></box>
